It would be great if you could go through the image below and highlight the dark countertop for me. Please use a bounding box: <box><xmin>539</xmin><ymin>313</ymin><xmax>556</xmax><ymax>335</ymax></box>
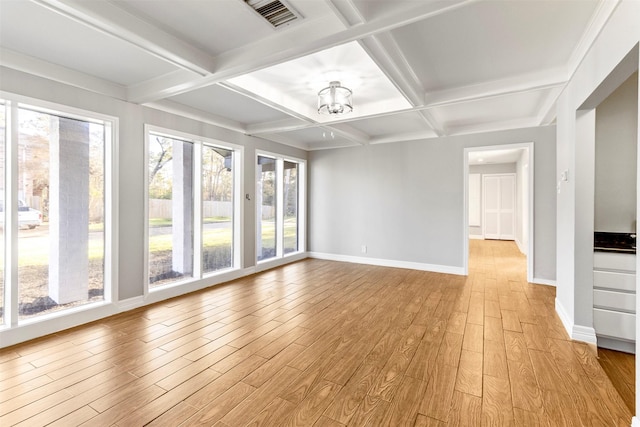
<box><xmin>594</xmin><ymin>231</ymin><xmax>636</xmax><ymax>254</ymax></box>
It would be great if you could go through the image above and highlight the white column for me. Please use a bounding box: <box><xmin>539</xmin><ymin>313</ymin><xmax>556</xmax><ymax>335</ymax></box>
<box><xmin>171</xmin><ymin>140</ymin><xmax>193</xmax><ymax>275</ymax></box>
<box><xmin>49</xmin><ymin>117</ymin><xmax>90</xmax><ymax>304</ymax></box>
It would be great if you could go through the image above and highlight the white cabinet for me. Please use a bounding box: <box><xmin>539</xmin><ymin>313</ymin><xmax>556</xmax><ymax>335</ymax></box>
<box><xmin>593</xmin><ymin>252</ymin><xmax>636</xmax><ymax>353</ymax></box>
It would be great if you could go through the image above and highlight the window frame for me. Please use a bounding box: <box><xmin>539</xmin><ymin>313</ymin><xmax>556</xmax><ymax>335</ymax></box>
<box><xmin>255</xmin><ymin>150</ymin><xmax>306</xmax><ymax>266</ymax></box>
<box><xmin>0</xmin><ymin>91</ymin><xmax>118</xmax><ymax>329</ymax></box>
<box><xmin>143</xmin><ymin>125</ymin><xmax>243</xmax><ymax>298</ymax></box>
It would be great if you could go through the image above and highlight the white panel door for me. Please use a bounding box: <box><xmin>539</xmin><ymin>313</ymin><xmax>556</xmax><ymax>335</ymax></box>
<box><xmin>483</xmin><ymin>176</ymin><xmax>500</xmax><ymax>238</ymax></box>
<box><xmin>483</xmin><ymin>174</ymin><xmax>515</xmax><ymax>240</ymax></box>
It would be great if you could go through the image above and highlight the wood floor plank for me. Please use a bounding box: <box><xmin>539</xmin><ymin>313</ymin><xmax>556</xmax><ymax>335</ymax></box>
<box><xmin>346</xmin><ymin>395</ymin><xmax>389</xmax><ymax>427</ymax></box>
<box><xmin>281</xmin><ymin>379</ymin><xmax>341</xmax><ymax>427</ymax></box>
<box><xmin>367</xmin><ymin>324</ymin><xmax>425</xmax><ymax>401</ymax></box>
<box><xmin>447</xmin><ymin>391</ymin><xmax>482</xmax><ymax>426</ymax></box>
<box><xmin>455</xmin><ymin>350</ymin><xmax>483</xmax><ymax>397</ymax></box>
<box><xmin>245</xmin><ymin>397</ymin><xmax>296</xmax><ymax>427</ymax></box>
<box><xmin>462</xmin><ymin>322</ymin><xmax>483</xmax><ymax>353</ymax></box>
<box><xmin>181</xmin><ymin>381</ymin><xmax>256</xmax><ymax>426</ymax></box>
<box><xmin>380</xmin><ymin>375</ymin><xmax>426</xmax><ymax>426</ymax></box>
<box><xmin>501</xmin><ymin>309</ymin><xmax>522</xmax><ymax>332</ymax></box>
<box><xmin>419</xmin><ymin>362</ymin><xmax>457</xmax><ymax>421</ymax></box>
<box><xmin>482</xmin><ymin>375</ymin><xmax>514</xmax><ymax>426</ymax></box>
<box><xmin>415</xmin><ymin>414</ymin><xmax>446</xmax><ymax>426</ymax></box>
<box><xmin>507</xmin><ymin>358</ymin><xmax>543</xmax><ymax>413</ymax></box>
<box><xmin>483</xmin><ymin>339</ymin><xmax>508</xmax><ymax>380</ymax></box>
<box><xmin>220</xmin><ymin>365</ymin><xmax>301</xmax><ymax>426</ymax></box>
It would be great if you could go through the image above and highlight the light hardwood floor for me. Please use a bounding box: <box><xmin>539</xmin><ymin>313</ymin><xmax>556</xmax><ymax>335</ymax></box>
<box><xmin>0</xmin><ymin>239</ymin><xmax>634</xmax><ymax>426</ymax></box>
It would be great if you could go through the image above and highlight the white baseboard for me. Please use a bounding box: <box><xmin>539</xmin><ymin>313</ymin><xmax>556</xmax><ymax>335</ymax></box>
<box><xmin>631</xmin><ymin>416</ymin><xmax>639</xmax><ymax>427</ymax></box>
<box><xmin>572</xmin><ymin>324</ymin><xmax>598</xmax><ymax>344</ymax></box>
<box><xmin>309</xmin><ymin>252</ymin><xmax>465</xmax><ymax>276</ymax></box>
<box><xmin>555</xmin><ymin>298</ymin><xmax>597</xmax><ymax>344</ymax></box>
<box><xmin>515</xmin><ymin>237</ymin><xmax>526</xmax><ymax>255</ymax></box>
<box><xmin>117</xmin><ymin>296</ymin><xmax>144</xmax><ymax>312</ymax></box>
<box><xmin>532</xmin><ymin>277</ymin><xmax>557</xmax><ymax>287</ymax></box>
<box><xmin>469</xmin><ymin>234</ymin><xmax>484</xmax><ymax>240</ymax></box>
<box><xmin>555</xmin><ymin>297</ymin><xmax>573</xmax><ymax>337</ymax></box>
<box><xmin>255</xmin><ymin>252</ymin><xmax>308</xmax><ymax>273</ymax></box>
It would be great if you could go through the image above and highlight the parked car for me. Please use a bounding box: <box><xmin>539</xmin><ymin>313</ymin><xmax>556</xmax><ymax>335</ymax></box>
<box><xmin>0</xmin><ymin>199</ymin><xmax>43</xmax><ymax>229</ymax></box>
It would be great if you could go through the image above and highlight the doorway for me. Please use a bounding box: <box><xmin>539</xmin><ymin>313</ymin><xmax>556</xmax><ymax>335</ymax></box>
<box><xmin>463</xmin><ymin>143</ymin><xmax>534</xmax><ymax>282</ymax></box>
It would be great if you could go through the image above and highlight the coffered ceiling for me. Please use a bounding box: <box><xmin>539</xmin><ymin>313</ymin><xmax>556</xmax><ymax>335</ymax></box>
<box><xmin>0</xmin><ymin>0</ymin><xmax>616</xmax><ymax>150</ymax></box>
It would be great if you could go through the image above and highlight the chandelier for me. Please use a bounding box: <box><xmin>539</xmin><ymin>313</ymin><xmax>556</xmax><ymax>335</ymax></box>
<box><xmin>317</xmin><ymin>81</ymin><xmax>353</xmax><ymax>115</ymax></box>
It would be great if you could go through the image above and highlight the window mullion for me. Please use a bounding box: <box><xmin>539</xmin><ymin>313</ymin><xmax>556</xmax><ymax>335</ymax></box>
<box><xmin>276</xmin><ymin>158</ymin><xmax>284</xmax><ymax>258</ymax></box>
<box><xmin>6</xmin><ymin>103</ymin><xmax>19</xmax><ymax>327</ymax></box>
<box><xmin>193</xmin><ymin>142</ymin><xmax>202</xmax><ymax>279</ymax></box>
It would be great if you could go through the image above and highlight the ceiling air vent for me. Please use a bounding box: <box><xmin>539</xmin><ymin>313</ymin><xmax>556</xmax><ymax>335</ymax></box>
<box><xmin>244</xmin><ymin>0</ymin><xmax>301</xmax><ymax>28</ymax></box>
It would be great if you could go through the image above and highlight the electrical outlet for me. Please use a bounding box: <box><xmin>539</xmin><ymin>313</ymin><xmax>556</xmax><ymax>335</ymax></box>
<box><xmin>361</xmin><ymin>245</ymin><xmax>367</xmax><ymax>254</ymax></box>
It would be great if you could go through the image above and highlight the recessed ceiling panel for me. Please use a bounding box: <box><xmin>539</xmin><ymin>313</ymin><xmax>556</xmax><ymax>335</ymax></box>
<box><xmin>430</xmin><ymin>89</ymin><xmax>552</xmax><ymax>131</ymax></box>
<box><xmin>169</xmin><ymin>84</ymin><xmax>294</xmax><ymax>126</ymax></box>
<box><xmin>227</xmin><ymin>41</ymin><xmax>412</xmax><ymax>122</ymax></box>
<box><xmin>392</xmin><ymin>0</ymin><xmax>599</xmax><ymax>91</ymax></box>
<box><xmin>113</xmin><ymin>0</ymin><xmax>338</xmax><ymax>56</ymax></box>
<box><xmin>113</xmin><ymin>0</ymin><xmax>268</xmax><ymax>56</ymax></box>
<box><xmin>0</xmin><ymin>1</ymin><xmax>177</xmax><ymax>86</ymax></box>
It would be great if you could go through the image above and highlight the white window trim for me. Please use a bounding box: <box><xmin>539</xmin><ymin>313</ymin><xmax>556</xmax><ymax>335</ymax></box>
<box><xmin>255</xmin><ymin>150</ymin><xmax>307</xmax><ymax>266</ymax></box>
<box><xmin>0</xmin><ymin>92</ymin><xmax>118</xmax><ymax>342</ymax></box>
<box><xmin>143</xmin><ymin>125</ymin><xmax>243</xmax><ymax>301</ymax></box>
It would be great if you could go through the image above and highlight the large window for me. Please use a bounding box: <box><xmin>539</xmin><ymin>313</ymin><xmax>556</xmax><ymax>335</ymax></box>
<box><xmin>0</xmin><ymin>98</ymin><xmax>113</xmax><ymax>324</ymax></box>
<box><xmin>256</xmin><ymin>153</ymin><xmax>305</xmax><ymax>262</ymax></box>
<box><xmin>146</xmin><ymin>127</ymin><xmax>239</xmax><ymax>289</ymax></box>
<box><xmin>257</xmin><ymin>156</ymin><xmax>277</xmax><ymax>261</ymax></box>
<box><xmin>202</xmin><ymin>145</ymin><xmax>234</xmax><ymax>274</ymax></box>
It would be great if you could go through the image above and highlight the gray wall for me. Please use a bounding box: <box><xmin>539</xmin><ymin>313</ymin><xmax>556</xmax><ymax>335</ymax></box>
<box><xmin>468</xmin><ymin>163</ymin><xmax>517</xmax><ymax>237</ymax></box>
<box><xmin>309</xmin><ymin>125</ymin><xmax>557</xmax><ymax>281</ymax></box>
<box><xmin>595</xmin><ymin>72</ymin><xmax>638</xmax><ymax>232</ymax></box>
<box><xmin>0</xmin><ymin>66</ymin><xmax>307</xmax><ymax>302</ymax></box>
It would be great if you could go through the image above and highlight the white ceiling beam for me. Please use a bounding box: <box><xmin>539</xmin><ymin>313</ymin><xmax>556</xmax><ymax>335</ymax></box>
<box><xmin>128</xmin><ymin>0</ymin><xmax>474</xmax><ymax>103</ymax></box>
<box><xmin>32</xmin><ymin>0</ymin><xmax>215</xmax><ymax>76</ymax></box>
<box><xmin>246</xmin><ymin>118</ymin><xmax>314</xmax><ymax>136</ymax></box>
<box><xmin>144</xmin><ymin>99</ymin><xmax>246</xmax><ymax>134</ymax></box>
<box><xmin>0</xmin><ymin>47</ymin><xmax>127</xmax><ymax>100</ymax></box>
<box><xmin>446</xmin><ymin>118</ymin><xmax>543</xmax><ymax>138</ymax></box>
<box><xmin>417</xmin><ymin>110</ymin><xmax>447</xmax><ymax>137</ymax></box>
<box><xmin>253</xmin><ymin>132</ymin><xmax>312</xmax><ymax>151</ymax></box>
<box><xmin>219</xmin><ymin>82</ymin><xmax>314</xmax><ymax>124</ymax></box>
<box><xmin>360</xmin><ymin>34</ymin><xmax>425</xmax><ymax>107</ymax></box>
<box><xmin>369</xmin><ymin>129</ymin><xmax>440</xmax><ymax>145</ymax></box>
<box><xmin>323</xmin><ymin>0</ymin><xmax>364</xmax><ymax>27</ymax></box>
<box><xmin>324</xmin><ymin>123</ymin><xmax>370</xmax><ymax>145</ymax></box>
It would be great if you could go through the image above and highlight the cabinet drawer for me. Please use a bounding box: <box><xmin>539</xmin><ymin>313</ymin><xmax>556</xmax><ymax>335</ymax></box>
<box><xmin>594</xmin><ymin>252</ymin><xmax>636</xmax><ymax>272</ymax></box>
<box><xmin>593</xmin><ymin>270</ymin><xmax>636</xmax><ymax>292</ymax></box>
<box><xmin>593</xmin><ymin>308</ymin><xmax>635</xmax><ymax>341</ymax></box>
<box><xmin>593</xmin><ymin>289</ymin><xmax>635</xmax><ymax>313</ymax></box>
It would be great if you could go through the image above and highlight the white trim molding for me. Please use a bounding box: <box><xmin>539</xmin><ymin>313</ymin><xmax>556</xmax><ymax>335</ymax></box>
<box><xmin>556</xmin><ymin>298</ymin><xmax>597</xmax><ymax>344</ymax></box>
<box><xmin>532</xmin><ymin>278</ymin><xmax>557</xmax><ymax>287</ymax></box>
<box><xmin>631</xmin><ymin>416</ymin><xmax>639</xmax><ymax>427</ymax></box>
<box><xmin>256</xmin><ymin>252</ymin><xmax>309</xmax><ymax>273</ymax></box>
<box><xmin>309</xmin><ymin>252</ymin><xmax>465</xmax><ymax>276</ymax></box>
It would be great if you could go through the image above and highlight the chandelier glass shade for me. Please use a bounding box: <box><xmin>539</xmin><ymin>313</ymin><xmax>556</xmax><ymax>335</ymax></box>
<box><xmin>317</xmin><ymin>81</ymin><xmax>353</xmax><ymax>115</ymax></box>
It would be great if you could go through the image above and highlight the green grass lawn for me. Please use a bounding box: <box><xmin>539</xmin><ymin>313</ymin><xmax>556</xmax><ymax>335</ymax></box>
<box><xmin>12</xmin><ymin>218</ymin><xmax>298</xmax><ymax>268</ymax></box>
